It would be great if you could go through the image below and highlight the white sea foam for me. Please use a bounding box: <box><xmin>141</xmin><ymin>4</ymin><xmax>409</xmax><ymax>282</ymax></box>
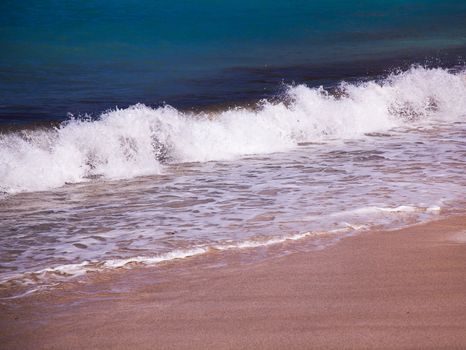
<box><xmin>103</xmin><ymin>247</ymin><xmax>208</xmax><ymax>269</ymax></box>
<box><xmin>1</xmin><ymin>66</ymin><xmax>465</xmax><ymax>194</ymax></box>
<box><xmin>213</xmin><ymin>230</ymin><xmax>326</xmax><ymax>250</ymax></box>
<box><xmin>426</xmin><ymin>205</ymin><xmax>442</xmax><ymax>213</ymax></box>
<box><xmin>37</xmin><ymin>261</ymin><xmax>92</xmax><ymax>276</ymax></box>
<box><xmin>311</xmin><ymin>205</ymin><xmax>440</xmax><ymax>220</ymax></box>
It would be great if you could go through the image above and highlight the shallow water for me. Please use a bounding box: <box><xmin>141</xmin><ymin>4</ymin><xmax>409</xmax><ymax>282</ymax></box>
<box><xmin>1</xmin><ymin>115</ymin><xmax>465</xmax><ymax>296</ymax></box>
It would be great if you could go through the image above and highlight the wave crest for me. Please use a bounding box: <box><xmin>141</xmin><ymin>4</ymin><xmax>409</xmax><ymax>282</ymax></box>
<box><xmin>1</xmin><ymin>66</ymin><xmax>465</xmax><ymax>194</ymax></box>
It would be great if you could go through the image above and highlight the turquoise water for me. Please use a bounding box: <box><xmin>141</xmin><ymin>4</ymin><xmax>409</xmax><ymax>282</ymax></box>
<box><xmin>1</xmin><ymin>0</ymin><xmax>466</xmax><ymax>122</ymax></box>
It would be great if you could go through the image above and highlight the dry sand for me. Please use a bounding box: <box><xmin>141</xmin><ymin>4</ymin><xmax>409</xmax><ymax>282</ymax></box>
<box><xmin>1</xmin><ymin>215</ymin><xmax>466</xmax><ymax>349</ymax></box>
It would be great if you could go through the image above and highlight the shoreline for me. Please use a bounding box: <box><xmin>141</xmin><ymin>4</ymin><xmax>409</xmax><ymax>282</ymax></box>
<box><xmin>1</xmin><ymin>215</ymin><xmax>465</xmax><ymax>349</ymax></box>
<box><xmin>0</xmin><ymin>207</ymin><xmax>452</xmax><ymax>300</ymax></box>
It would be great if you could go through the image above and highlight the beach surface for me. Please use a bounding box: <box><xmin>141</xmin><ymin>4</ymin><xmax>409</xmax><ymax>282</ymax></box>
<box><xmin>1</xmin><ymin>215</ymin><xmax>466</xmax><ymax>349</ymax></box>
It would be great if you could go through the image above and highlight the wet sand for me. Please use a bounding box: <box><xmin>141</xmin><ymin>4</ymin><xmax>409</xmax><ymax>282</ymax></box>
<box><xmin>1</xmin><ymin>215</ymin><xmax>466</xmax><ymax>349</ymax></box>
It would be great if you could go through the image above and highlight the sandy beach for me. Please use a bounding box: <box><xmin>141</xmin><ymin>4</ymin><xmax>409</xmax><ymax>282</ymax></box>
<box><xmin>1</xmin><ymin>215</ymin><xmax>465</xmax><ymax>349</ymax></box>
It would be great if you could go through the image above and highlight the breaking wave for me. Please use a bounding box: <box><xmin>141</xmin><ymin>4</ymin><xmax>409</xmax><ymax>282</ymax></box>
<box><xmin>1</xmin><ymin>66</ymin><xmax>465</xmax><ymax>194</ymax></box>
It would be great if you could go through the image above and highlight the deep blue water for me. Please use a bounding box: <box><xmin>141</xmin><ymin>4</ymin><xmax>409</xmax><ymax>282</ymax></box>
<box><xmin>1</xmin><ymin>0</ymin><xmax>466</xmax><ymax>124</ymax></box>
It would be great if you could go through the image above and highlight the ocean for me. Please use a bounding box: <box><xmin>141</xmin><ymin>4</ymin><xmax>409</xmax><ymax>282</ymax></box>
<box><xmin>0</xmin><ymin>1</ymin><xmax>465</xmax><ymax>298</ymax></box>
<box><xmin>2</xmin><ymin>0</ymin><xmax>466</xmax><ymax>123</ymax></box>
